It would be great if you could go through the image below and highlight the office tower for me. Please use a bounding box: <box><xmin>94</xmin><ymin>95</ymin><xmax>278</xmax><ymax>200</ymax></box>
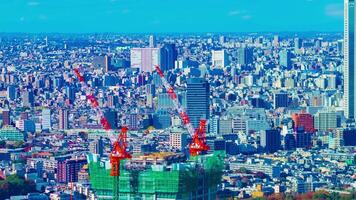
<box><xmin>89</xmin><ymin>137</ymin><xmax>104</xmax><ymax>156</ymax></box>
<box><xmin>187</xmin><ymin>78</ymin><xmax>210</xmax><ymax>129</ymax></box>
<box><xmin>219</xmin><ymin>36</ymin><xmax>225</xmax><ymax>44</ymax></box>
<box><xmin>104</xmin><ymin>55</ymin><xmax>112</xmax><ymax>72</ymax></box>
<box><xmin>41</xmin><ymin>108</ymin><xmax>51</xmax><ymax>131</ymax></box>
<box><xmin>145</xmin><ymin>84</ymin><xmax>156</xmax><ymax>97</ymax></box>
<box><xmin>1</xmin><ymin>109</ymin><xmax>10</xmax><ymax>126</ymax></box>
<box><xmin>129</xmin><ymin>113</ymin><xmax>139</xmax><ymax>130</ymax></box>
<box><xmin>104</xmin><ymin>110</ymin><xmax>118</xmax><ymax>130</ymax></box>
<box><xmin>65</xmin><ymin>86</ymin><xmax>76</xmax><ymax>104</ymax></box>
<box><xmin>161</xmin><ymin>44</ymin><xmax>178</xmax><ymax>70</ymax></box>
<box><xmin>153</xmin><ymin>110</ymin><xmax>171</xmax><ymax>129</ymax></box>
<box><xmin>53</xmin><ymin>76</ymin><xmax>64</xmax><ymax>89</ymax></box>
<box><xmin>212</xmin><ymin>50</ymin><xmax>229</xmax><ymax>68</ymax></box>
<box><xmin>328</xmin><ymin>130</ymin><xmax>343</xmax><ymax>149</ymax></box>
<box><xmin>279</xmin><ymin>50</ymin><xmax>292</xmax><ymax>69</ymax></box>
<box><xmin>284</xmin><ymin>134</ymin><xmax>296</xmax><ymax>150</ymax></box>
<box><xmin>251</xmin><ymin>96</ymin><xmax>265</xmax><ymax>108</ymax></box>
<box><xmin>274</xmin><ymin>93</ymin><xmax>289</xmax><ymax>109</ymax></box>
<box><xmin>337</xmin><ymin>40</ymin><xmax>344</xmax><ymax>55</ymax></box>
<box><xmin>294</xmin><ymin>38</ymin><xmax>302</xmax><ymax>51</ymax></box>
<box><xmin>273</xmin><ymin>35</ymin><xmax>280</xmax><ymax>47</ymax></box>
<box><xmin>261</xmin><ymin>129</ymin><xmax>281</xmax><ymax>153</ymax></box>
<box><xmin>295</xmin><ymin>128</ymin><xmax>312</xmax><ymax>148</ymax></box>
<box><xmin>22</xmin><ymin>89</ymin><xmax>34</xmax><ymax>107</ymax></box>
<box><xmin>158</xmin><ymin>93</ymin><xmax>174</xmax><ymax>110</ymax></box>
<box><xmin>219</xmin><ymin>118</ymin><xmax>232</xmax><ymax>135</ymax></box>
<box><xmin>237</xmin><ymin>47</ymin><xmax>253</xmax><ymax>66</ymax></box>
<box><xmin>344</xmin><ymin>0</ymin><xmax>356</xmax><ymax>120</ymax></box>
<box><xmin>93</xmin><ymin>55</ymin><xmax>112</xmax><ymax>72</ymax></box>
<box><xmin>130</xmin><ymin>48</ymin><xmax>161</xmax><ymax>72</ymax></box>
<box><xmin>149</xmin><ymin>35</ymin><xmax>155</xmax><ymax>47</ymax></box>
<box><xmin>107</xmin><ymin>95</ymin><xmax>118</xmax><ymax>108</ymax></box>
<box><xmin>7</xmin><ymin>85</ymin><xmax>16</xmax><ymax>101</ymax></box>
<box><xmin>169</xmin><ymin>131</ymin><xmax>188</xmax><ymax>151</ymax></box>
<box><xmin>209</xmin><ymin>115</ymin><xmax>219</xmax><ymax>136</ymax></box>
<box><xmin>59</xmin><ymin>109</ymin><xmax>69</xmax><ymax>130</ymax></box>
<box><xmin>232</xmin><ymin>117</ymin><xmax>247</xmax><ymax>134</ymax></box>
<box><xmin>314</xmin><ymin>110</ymin><xmax>338</xmax><ymax>131</ymax></box>
<box><xmin>343</xmin><ymin>129</ymin><xmax>356</xmax><ymax>146</ymax></box>
<box><xmin>57</xmin><ymin>157</ymin><xmax>87</xmax><ymax>183</ymax></box>
<box><xmin>291</xmin><ymin>112</ymin><xmax>314</xmax><ymax>133</ymax></box>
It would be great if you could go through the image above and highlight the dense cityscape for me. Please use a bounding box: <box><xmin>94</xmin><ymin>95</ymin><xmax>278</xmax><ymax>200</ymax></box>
<box><xmin>0</xmin><ymin>1</ymin><xmax>356</xmax><ymax>200</ymax></box>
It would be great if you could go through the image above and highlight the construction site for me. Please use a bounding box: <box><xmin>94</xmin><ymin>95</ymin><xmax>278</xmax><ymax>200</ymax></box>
<box><xmin>73</xmin><ymin>65</ymin><xmax>225</xmax><ymax>199</ymax></box>
<box><xmin>87</xmin><ymin>151</ymin><xmax>224</xmax><ymax>200</ymax></box>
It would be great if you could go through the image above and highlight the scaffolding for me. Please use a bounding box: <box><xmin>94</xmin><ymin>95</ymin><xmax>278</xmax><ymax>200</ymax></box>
<box><xmin>88</xmin><ymin>151</ymin><xmax>225</xmax><ymax>200</ymax></box>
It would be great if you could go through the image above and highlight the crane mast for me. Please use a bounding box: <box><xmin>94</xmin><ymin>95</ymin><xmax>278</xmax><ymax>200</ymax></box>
<box><xmin>153</xmin><ymin>65</ymin><xmax>209</xmax><ymax>156</ymax></box>
<box><xmin>73</xmin><ymin>67</ymin><xmax>131</xmax><ymax>200</ymax></box>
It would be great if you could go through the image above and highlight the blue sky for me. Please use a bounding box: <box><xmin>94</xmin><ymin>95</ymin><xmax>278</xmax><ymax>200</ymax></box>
<box><xmin>0</xmin><ymin>0</ymin><xmax>344</xmax><ymax>33</ymax></box>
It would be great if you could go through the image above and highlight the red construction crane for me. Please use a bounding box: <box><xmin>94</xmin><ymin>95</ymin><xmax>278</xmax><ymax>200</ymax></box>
<box><xmin>73</xmin><ymin>66</ymin><xmax>131</xmax><ymax>200</ymax></box>
<box><xmin>153</xmin><ymin>65</ymin><xmax>209</xmax><ymax>156</ymax></box>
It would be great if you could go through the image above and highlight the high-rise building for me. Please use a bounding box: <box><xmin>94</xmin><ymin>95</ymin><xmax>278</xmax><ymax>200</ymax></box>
<box><xmin>59</xmin><ymin>109</ymin><xmax>69</xmax><ymax>130</ymax></box>
<box><xmin>161</xmin><ymin>44</ymin><xmax>178</xmax><ymax>70</ymax></box>
<box><xmin>212</xmin><ymin>50</ymin><xmax>229</xmax><ymax>68</ymax></box>
<box><xmin>273</xmin><ymin>35</ymin><xmax>280</xmax><ymax>47</ymax></box>
<box><xmin>42</xmin><ymin>108</ymin><xmax>51</xmax><ymax>131</ymax></box>
<box><xmin>153</xmin><ymin>110</ymin><xmax>171</xmax><ymax>129</ymax></box>
<box><xmin>219</xmin><ymin>118</ymin><xmax>232</xmax><ymax>135</ymax></box>
<box><xmin>130</xmin><ymin>48</ymin><xmax>161</xmax><ymax>73</ymax></box>
<box><xmin>7</xmin><ymin>85</ymin><xmax>16</xmax><ymax>101</ymax></box>
<box><xmin>187</xmin><ymin>78</ymin><xmax>210</xmax><ymax>129</ymax></box>
<box><xmin>294</xmin><ymin>38</ymin><xmax>302</xmax><ymax>51</ymax></box>
<box><xmin>93</xmin><ymin>55</ymin><xmax>112</xmax><ymax>72</ymax></box>
<box><xmin>104</xmin><ymin>55</ymin><xmax>112</xmax><ymax>72</ymax></box>
<box><xmin>57</xmin><ymin>157</ymin><xmax>87</xmax><ymax>183</ymax></box>
<box><xmin>344</xmin><ymin>0</ymin><xmax>356</xmax><ymax>120</ymax></box>
<box><xmin>22</xmin><ymin>89</ymin><xmax>34</xmax><ymax>107</ymax></box>
<box><xmin>237</xmin><ymin>47</ymin><xmax>253</xmax><ymax>66</ymax></box>
<box><xmin>291</xmin><ymin>112</ymin><xmax>314</xmax><ymax>133</ymax></box>
<box><xmin>343</xmin><ymin>128</ymin><xmax>356</xmax><ymax>146</ymax></box>
<box><xmin>89</xmin><ymin>137</ymin><xmax>104</xmax><ymax>156</ymax></box>
<box><xmin>314</xmin><ymin>110</ymin><xmax>338</xmax><ymax>131</ymax></box>
<box><xmin>219</xmin><ymin>35</ymin><xmax>225</xmax><ymax>44</ymax></box>
<box><xmin>295</xmin><ymin>128</ymin><xmax>312</xmax><ymax>149</ymax></box>
<box><xmin>65</xmin><ymin>86</ymin><xmax>76</xmax><ymax>104</ymax></box>
<box><xmin>279</xmin><ymin>50</ymin><xmax>292</xmax><ymax>69</ymax></box>
<box><xmin>261</xmin><ymin>129</ymin><xmax>281</xmax><ymax>153</ymax></box>
<box><xmin>274</xmin><ymin>93</ymin><xmax>289</xmax><ymax>109</ymax></box>
<box><xmin>169</xmin><ymin>130</ymin><xmax>188</xmax><ymax>151</ymax></box>
<box><xmin>209</xmin><ymin>115</ymin><xmax>219</xmax><ymax>136</ymax></box>
<box><xmin>1</xmin><ymin>109</ymin><xmax>10</xmax><ymax>126</ymax></box>
<box><xmin>149</xmin><ymin>35</ymin><xmax>156</xmax><ymax>48</ymax></box>
<box><xmin>284</xmin><ymin>134</ymin><xmax>296</xmax><ymax>150</ymax></box>
<box><xmin>128</xmin><ymin>113</ymin><xmax>139</xmax><ymax>130</ymax></box>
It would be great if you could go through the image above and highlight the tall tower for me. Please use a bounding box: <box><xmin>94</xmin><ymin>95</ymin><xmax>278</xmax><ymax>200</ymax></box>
<box><xmin>149</xmin><ymin>35</ymin><xmax>155</xmax><ymax>48</ymax></box>
<box><xmin>344</xmin><ymin>0</ymin><xmax>356</xmax><ymax>120</ymax></box>
<box><xmin>59</xmin><ymin>108</ymin><xmax>68</xmax><ymax>130</ymax></box>
<box><xmin>186</xmin><ymin>78</ymin><xmax>210</xmax><ymax>129</ymax></box>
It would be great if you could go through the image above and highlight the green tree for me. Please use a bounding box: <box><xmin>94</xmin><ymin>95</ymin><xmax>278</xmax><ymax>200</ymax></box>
<box><xmin>0</xmin><ymin>175</ymin><xmax>36</xmax><ymax>199</ymax></box>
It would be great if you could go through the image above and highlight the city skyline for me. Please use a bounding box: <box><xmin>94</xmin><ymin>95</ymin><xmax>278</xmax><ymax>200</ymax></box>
<box><xmin>0</xmin><ymin>0</ymin><xmax>344</xmax><ymax>33</ymax></box>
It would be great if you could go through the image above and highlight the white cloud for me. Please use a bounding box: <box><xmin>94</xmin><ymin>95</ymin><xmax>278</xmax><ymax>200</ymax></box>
<box><xmin>325</xmin><ymin>4</ymin><xmax>343</xmax><ymax>17</ymax></box>
<box><xmin>28</xmin><ymin>1</ymin><xmax>40</xmax><ymax>6</ymax></box>
<box><xmin>228</xmin><ymin>10</ymin><xmax>242</xmax><ymax>16</ymax></box>
<box><xmin>242</xmin><ymin>15</ymin><xmax>252</xmax><ymax>20</ymax></box>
